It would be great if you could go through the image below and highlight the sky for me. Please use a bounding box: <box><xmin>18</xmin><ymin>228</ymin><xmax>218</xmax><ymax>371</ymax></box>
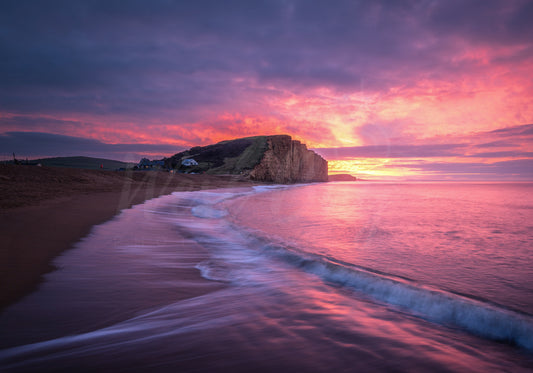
<box><xmin>1</xmin><ymin>0</ymin><xmax>532</xmax><ymax>180</ymax></box>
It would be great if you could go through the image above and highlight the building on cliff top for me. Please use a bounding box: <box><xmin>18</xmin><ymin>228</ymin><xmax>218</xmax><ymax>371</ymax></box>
<box><xmin>181</xmin><ymin>158</ymin><xmax>199</xmax><ymax>167</ymax></box>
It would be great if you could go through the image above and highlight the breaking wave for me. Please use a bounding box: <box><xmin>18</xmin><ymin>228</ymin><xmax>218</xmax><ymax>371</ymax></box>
<box><xmin>257</xmin><ymin>243</ymin><xmax>533</xmax><ymax>351</ymax></box>
<box><xmin>182</xmin><ymin>185</ymin><xmax>533</xmax><ymax>352</ymax></box>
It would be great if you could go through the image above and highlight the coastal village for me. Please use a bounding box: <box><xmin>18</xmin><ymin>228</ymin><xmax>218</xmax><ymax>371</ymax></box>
<box><xmin>135</xmin><ymin>157</ymin><xmax>199</xmax><ymax>173</ymax></box>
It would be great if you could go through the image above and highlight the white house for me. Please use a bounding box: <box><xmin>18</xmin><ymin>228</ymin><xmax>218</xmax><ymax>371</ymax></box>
<box><xmin>181</xmin><ymin>158</ymin><xmax>199</xmax><ymax>167</ymax></box>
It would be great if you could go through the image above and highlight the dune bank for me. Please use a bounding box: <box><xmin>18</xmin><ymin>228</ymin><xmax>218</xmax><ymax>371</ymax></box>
<box><xmin>0</xmin><ymin>165</ymin><xmax>258</xmax><ymax>311</ymax></box>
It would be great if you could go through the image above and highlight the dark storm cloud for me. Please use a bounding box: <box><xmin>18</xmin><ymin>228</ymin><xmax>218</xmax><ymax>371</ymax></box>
<box><xmin>0</xmin><ymin>1</ymin><xmax>269</xmax><ymax>116</ymax></box>
<box><xmin>0</xmin><ymin>132</ymin><xmax>182</xmax><ymax>159</ymax></box>
<box><xmin>425</xmin><ymin>0</ymin><xmax>533</xmax><ymax>45</ymax></box>
<box><xmin>1</xmin><ymin>0</ymin><xmax>530</xmax><ymax>117</ymax></box>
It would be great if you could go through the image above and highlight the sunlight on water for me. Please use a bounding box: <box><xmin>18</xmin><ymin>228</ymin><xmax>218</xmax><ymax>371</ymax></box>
<box><xmin>227</xmin><ymin>182</ymin><xmax>533</xmax><ymax>314</ymax></box>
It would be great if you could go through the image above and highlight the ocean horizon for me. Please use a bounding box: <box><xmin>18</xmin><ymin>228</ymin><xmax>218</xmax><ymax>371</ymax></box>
<box><xmin>1</xmin><ymin>181</ymin><xmax>532</xmax><ymax>372</ymax></box>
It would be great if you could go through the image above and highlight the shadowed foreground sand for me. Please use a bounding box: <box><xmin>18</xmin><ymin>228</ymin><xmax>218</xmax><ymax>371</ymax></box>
<box><xmin>0</xmin><ymin>165</ymin><xmax>259</xmax><ymax>311</ymax></box>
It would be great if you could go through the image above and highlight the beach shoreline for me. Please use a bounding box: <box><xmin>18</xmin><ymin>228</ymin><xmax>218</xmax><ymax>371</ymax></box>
<box><xmin>0</xmin><ymin>165</ymin><xmax>259</xmax><ymax>311</ymax></box>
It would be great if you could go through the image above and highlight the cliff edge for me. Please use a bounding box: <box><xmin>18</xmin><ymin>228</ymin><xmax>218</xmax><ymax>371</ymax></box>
<box><xmin>165</xmin><ymin>135</ymin><xmax>328</xmax><ymax>184</ymax></box>
<box><xmin>249</xmin><ymin>135</ymin><xmax>328</xmax><ymax>183</ymax></box>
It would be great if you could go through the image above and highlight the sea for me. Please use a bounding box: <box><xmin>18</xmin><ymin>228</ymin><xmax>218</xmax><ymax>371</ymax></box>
<box><xmin>1</xmin><ymin>181</ymin><xmax>532</xmax><ymax>372</ymax></box>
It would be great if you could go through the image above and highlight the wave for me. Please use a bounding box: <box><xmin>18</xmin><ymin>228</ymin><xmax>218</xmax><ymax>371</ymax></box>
<box><xmin>182</xmin><ymin>185</ymin><xmax>533</xmax><ymax>352</ymax></box>
<box><xmin>186</xmin><ymin>185</ymin><xmax>297</xmax><ymax>219</ymax></box>
<box><xmin>256</xmin><ymin>243</ymin><xmax>533</xmax><ymax>351</ymax></box>
<box><xmin>164</xmin><ymin>185</ymin><xmax>533</xmax><ymax>352</ymax></box>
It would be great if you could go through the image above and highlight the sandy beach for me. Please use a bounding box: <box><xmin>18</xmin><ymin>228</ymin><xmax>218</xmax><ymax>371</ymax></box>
<box><xmin>0</xmin><ymin>164</ymin><xmax>258</xmax><ymax>311</ymax></box>
<box><xmin>1</xmin><ymin>168</ymin><xmax>532</xmax><ymax>372</ymax></box>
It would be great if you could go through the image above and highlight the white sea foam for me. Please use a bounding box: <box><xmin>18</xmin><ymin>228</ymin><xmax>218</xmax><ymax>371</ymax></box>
<box><xmin>171</xmin><ymin>185</ymin><xmax>533</xmax><ymax>351</ymax></box>
<box><xmin>187</xmin><ymin>186</ymin><xmax>293</xmax><ymax>219</ymax></box>
<box><xmin>258</xmin><ymin>244</ymin><xmax>533</xmax><ymax>351</ymax></box>
<box><xmin>191</xmin><ymin>205</ymin><xmax>228</xmax><ymax>219</ymax></box>
<box><xmin>175</xmin><ymin>185</ymin><xmax>533</xmax><ymax>350</ymax></box>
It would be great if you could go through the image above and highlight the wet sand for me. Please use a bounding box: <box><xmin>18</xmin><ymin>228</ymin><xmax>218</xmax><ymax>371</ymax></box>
<box><xmin>0</xmin><ymin>165</ymin><xmax>258</xmax><ymax>311</ymax></box>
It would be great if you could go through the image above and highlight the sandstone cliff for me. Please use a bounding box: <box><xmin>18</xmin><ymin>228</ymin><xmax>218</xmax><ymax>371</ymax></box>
<box><xmin>249</xmin><ymin>135</ymin><xmax>328</xmax><ymax>183</ymax></box>
<box><xmin>164</xmin><ymin>135</ymin><xmax>328</xmax><ymax>184</ymax></box>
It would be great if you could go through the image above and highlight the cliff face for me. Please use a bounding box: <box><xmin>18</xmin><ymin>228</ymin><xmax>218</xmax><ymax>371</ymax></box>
<box><xmin>249</xmin><ymin>135</ymin><xmax>328</xmax><ymax>183</ymax></box>
<box><xmin>164</xmin><ymin>134</ymin><xmax>328</xmax><ymax>184</ymax></box>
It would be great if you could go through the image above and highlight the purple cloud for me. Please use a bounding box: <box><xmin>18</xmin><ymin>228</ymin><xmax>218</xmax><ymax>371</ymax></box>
<box><xmin>0</xmin><ymin>132</ymin><xmax>182</xmax><ymax>161</ymax></box>
<box><xmin>314</xmin><ymin>144</ymin><xmax>465</xmax><ymax>159</ymax></box>
<box><xmin>1</xmin><ymin>0</ymin><xmax>531</xmax><ymax>119</ymax></box>
<box><xmin>386</xmin><ymin>159</ymin><xmax>533</xmax><ymax>180</ymax></box>
<box><xmin>488</xmin><ymin>124</ymin><xmax>533</xmax><ymax>137</ymax></box>
<box><xmin>1</xmin><ymin>1</ymin><xmax>531</xmax><ymax>181</ymax></box>
<box><xmin>466</xmin><ymin>151</ymin><xmax>533</xmax><ymax>158</ymax></box>
<box><xmin>477</xmin><ymin>140</ymin><xmax>520</xmax><ymax>148</ymax></box>
<box><xmin>317</xmin><ymin>123</ymin><xmax>533</xmax><ymax>179</ymax></box>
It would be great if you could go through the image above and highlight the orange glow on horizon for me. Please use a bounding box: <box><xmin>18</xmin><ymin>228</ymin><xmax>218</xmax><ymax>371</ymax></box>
<box><xmin>327</xmin><ymin>153</ymin><xmax>533</xmax><ymax>180</ymax></box>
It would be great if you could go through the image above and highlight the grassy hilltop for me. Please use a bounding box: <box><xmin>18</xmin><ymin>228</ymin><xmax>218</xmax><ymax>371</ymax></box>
<box><xmin>165</xmin><ymin>136</ymin><xmax>269</xmax><ymax>175</ymax></box>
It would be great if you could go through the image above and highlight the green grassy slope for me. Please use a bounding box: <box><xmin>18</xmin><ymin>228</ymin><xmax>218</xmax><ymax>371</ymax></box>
<box><xmin>165</xmin><ymin>136</ymin><xmax>269</xmax><ymax>175</ymax></box>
